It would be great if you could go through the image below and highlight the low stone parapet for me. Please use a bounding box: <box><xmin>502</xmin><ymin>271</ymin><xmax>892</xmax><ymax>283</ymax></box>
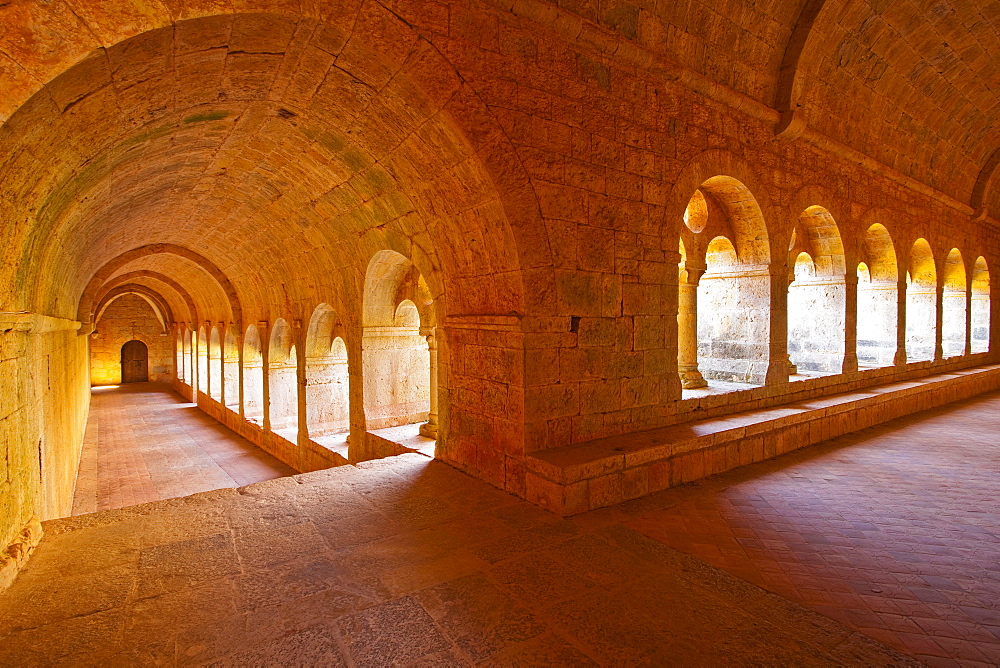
<box><xmin>526</xmin><ymin>364</ymin><xmax>1000</xmax><ymax>515</ymax></box>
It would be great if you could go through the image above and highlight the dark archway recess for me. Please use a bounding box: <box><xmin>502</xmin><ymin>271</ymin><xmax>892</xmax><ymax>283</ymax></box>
<box><xmin>121</xmin><ymin>340</ymin><xmax>149</xmax><ymax>383</ymax></box>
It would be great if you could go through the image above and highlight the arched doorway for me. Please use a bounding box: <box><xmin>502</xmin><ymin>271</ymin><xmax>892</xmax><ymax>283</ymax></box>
<box><xmin>121</xmin><ymin>340</ymin><xmax>149</xmax><ymax>383</ymax></box>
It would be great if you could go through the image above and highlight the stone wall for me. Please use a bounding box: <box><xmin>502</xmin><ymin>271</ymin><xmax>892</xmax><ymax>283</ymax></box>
<box><xmin>0</xmin><ymin>316</ymin><xmax>89</xmax><ymax>588</ymax></box>
<box><xmin>90</xmin><ymin>294</ymin><xmax>173</xmax><ymax>385</ymax></box>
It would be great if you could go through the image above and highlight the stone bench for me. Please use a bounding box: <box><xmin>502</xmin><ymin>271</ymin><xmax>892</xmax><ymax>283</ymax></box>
<box><xmin>525</xmin><ymin>364</ymin><xmax>1000</xmax><ymax>515</ymax></box>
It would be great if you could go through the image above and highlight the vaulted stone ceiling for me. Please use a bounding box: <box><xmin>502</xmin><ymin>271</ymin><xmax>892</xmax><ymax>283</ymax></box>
<box><xmin>0</xmin><ymin>0</ymin><xmax>998</xmax><ymax>327</ymax></box>
<box><xmin>0</xmin><ymin>9</ymin><xmax>524</xmax><ymax>326</ymax></box>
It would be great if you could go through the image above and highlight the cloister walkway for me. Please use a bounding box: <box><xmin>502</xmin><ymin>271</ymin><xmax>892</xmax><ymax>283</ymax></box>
<box><xmin>73</xmin><ymin>383</ymin><xmax>295</xmax><ymax>514</ymax></box>
<box><xmin>3</xmin><ymin>386</ymin><xmax>998</xmax><ymax>663</ymax></box>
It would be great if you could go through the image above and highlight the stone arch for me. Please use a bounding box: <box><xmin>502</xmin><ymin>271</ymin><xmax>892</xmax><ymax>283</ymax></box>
<box><xmin>243</xmin><ymin>324</ymin><xmax>265</xmax><ymax>423</ymax></box>
<box><xmin>223</xmin><ymin>328</ymin><xmax>241</xmax><ymax>410</ymax></box>
<box><xmin>209</xmin><ymin>327</ymin><xmax>223</xmax><ymax>401</ymax></box>
<box><xmin>786</xmin><ymin>205</ymin><xmax>846</xmax><ymax>374</ymax></box>
<box><xmin>941</xmin><ymin>248</ymin><xmax>967</xmax><ymax>358</ymax></box>
<box><xmin>182</xmin><ymin>328</ymin><xmax>194</xmax><ymax>386</ymax></box>
<box><xmin>362</xmin><ymin>250</ymin><xmax>434</xmax><ymax>433</ymax></box>
<box><xmin>971</xmin><ymin>257</ymin><xmax>991</xmax><ymax>353</ymax></box>
<box><xmin>76</xmin><ymin>244</ymin><xmax>241</xmax><ymax>327</ymax></box>
<box><xmin>268</xmin><ymin>318</ymin><xmax>298</xmax><ymax>434</ymax></box>
<box><xmin>669</xmin><ymin>152</ymin><xmax>775</xmax><ymax>390</ymax></box>
<box><xmin>196</xmin><ymin>326</ymin><xmax>209</xmax><ymax>395</ymax></box>
<box><xmin>94</xmin><ymin>286</ymin><xmax>173</xmax><ymax>333</ymax></box>
<box><xmin>857</xmin><ymin>222</ymin><xmax>899</xmax><ymax>367</ymax></box>
<box><xmin>176</xmin><ymin>328</ymin><xmax>186</xmax><ymax>384</ymax></box>
<box><xmin>906</xmin><ymin>238</ymin><xmax>937</xmax><ymax>362</ymax></box>
<box><xmin>665</xmin><ymin>150</ymin><xmax>776</xmax><ymax>266</ymax></box>
<box><xmin>95</xmin><ymin>270</ymin><xmax>199</xmax><ymax>326</ymax></box>
<box><xmin>305</xmin><ymin>304</ymin><xmax>350</xmax><ymax>442</ymax></box>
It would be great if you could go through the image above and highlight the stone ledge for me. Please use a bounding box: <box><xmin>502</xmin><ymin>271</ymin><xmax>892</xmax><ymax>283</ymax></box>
<box><xmin>526</xmin><ymin>364</ymin><xmax>1000</xmax><ymax>515</ymax></box>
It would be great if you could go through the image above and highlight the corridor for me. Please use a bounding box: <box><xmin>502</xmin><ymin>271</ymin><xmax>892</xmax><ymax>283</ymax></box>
<box><xmin>73</xmin><ymin>383</ymin><xmax>295</xmax><ymax>514</ymax></box>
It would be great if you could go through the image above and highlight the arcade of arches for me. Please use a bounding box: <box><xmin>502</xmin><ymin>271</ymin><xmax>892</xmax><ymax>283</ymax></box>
<box><xmin>2</xmin><ymin>0</ymin><xmax>1000</xmax><ymax>663</ymax></box>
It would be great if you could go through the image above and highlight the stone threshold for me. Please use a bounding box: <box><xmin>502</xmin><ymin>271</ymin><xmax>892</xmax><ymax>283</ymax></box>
<box><xmin>526</xmin><ymin>364</ymin><xmax>1000</xmax><ymax>516</ymax></box>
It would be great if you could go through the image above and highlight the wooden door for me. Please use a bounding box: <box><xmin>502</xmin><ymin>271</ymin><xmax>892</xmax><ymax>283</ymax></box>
<box><xmin>121</xmin><ymin>340</ymin><xmax>149</xmax><ymax>383</ymax></box>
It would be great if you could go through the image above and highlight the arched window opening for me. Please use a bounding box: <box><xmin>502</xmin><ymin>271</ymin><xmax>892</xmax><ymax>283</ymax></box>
<box><xmin>223</xmin><ymin>329</ymin><xmax>240</xmax><ymax>410</ymax></box>
<box><xmin>197</xmin><ymin>327</ymin><xmax>208</xmax><ymax>395</ymax></box>
<box><xmin>268</xmin><ymin>319</ymin><xmax>299</xmax><ymax>440</ymax></box>
<box><xmin>305</xmin><ymin>304</ymin><xmax>350</xmax><ymax>457</ymax></box>
<box><xmin>942</xmin><ymin>249</ymin><xmax>967</xmax><ymax>358</ymax></box>
<box><xmin>787</xmin><ymin>206</ymin><xmax>847</xmax><ymax>376</ymax></box>
<box><xmin>243</xmin><ymin>325</ymin><xmax>265</xmax><ymax>425</ymax></box>
<box><xmin>906</xmin><ymin>239</ymin><xmax>937</xmax><ymax>362</ymax></box>
<box><xmin>971</xmin><ymin>257</ymin><xmax>990</xmax><ymax>353</ymax></box>
<box><xmin>176</xmin><ymin>329</ymin><xmax>186</xmax><ymax>383</ymax></box>
<box><xmin>857</xmin><ymin>224</ymin><xmax>898</xmax><ymax>367</ymax></box>
<box><xmin>363</xmin><ymin>250</ymin><xmax>436</xmax><ymax>455</ymax></box>
<box><xmin>182</xmin><ymin>329</ymin><xmax>193</xmax><ymax>385</ymax></box>
<box><xmin>209</xmin><ymin>328</ymin><xmax>223</xmax><ymax>401</ymax></box>
<box><xmin>685</xmin><ymin>176</ymin><xmax>771</xmax><ymax>393</ymax></box>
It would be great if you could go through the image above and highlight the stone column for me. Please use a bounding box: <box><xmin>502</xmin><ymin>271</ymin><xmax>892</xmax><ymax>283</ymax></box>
<box><xmin>419</xmin><ymin>327</ymin><xmax>439</xmax><ymax>438</ymax></box>
<box><xmin>965</xmin><ymin>282</ymin><xmax>973</xmax><ymax>356</ymax></box>
<box><xmin>765</xmin><ymin>264</ymin><xmax>791</xmax><ymax>384</ymax></box>
<box><xmin>894</xmin><ymin>278</ymin><xmax>908</xmax><ymax>366</ymax></box>
<box><xmin>677</xmin><ymin>266</ymin><xmax>707</xmax><ymax>389</ymax></box>
<box><xmin>347</xmin><ymin>327</ymin><xmax>369</xmax><ymax>463</ymax></box>
<box><xmin>842</xmin><ymin>271</ymin><xmax>859</xmax><ymax>372</ymax></box>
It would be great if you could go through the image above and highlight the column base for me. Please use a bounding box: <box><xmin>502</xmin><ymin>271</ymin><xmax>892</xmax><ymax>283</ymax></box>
<box><xmin>679</xmin><ymin>369</ymin><xmax>708</xmax><ymax>389</ymax></box>
<box><xmin>419</xmin><ymin>420</ymin><xmax>438</xmax><ymax>439</ymax></box>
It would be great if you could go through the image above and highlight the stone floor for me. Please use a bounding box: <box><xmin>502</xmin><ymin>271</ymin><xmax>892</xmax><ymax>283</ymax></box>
<box><xmin>73</xmin><ymin>383</ymin><xmax>295</xmax><ymax>514</ymax></box>
<box><xmin>627</xmin><ymin>392</ymin><xmax>1000</xmax><ymax>666</ymax></box>
<box><xmin>4</xmin><ymin>386</ymin><xmax>998</xmax><ymax>665</ymax></box>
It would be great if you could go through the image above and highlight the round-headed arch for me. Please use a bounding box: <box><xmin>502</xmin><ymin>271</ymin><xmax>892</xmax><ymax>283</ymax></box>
<box><xmin>908</xmin><ymin>239</ymin><xmax>936</xmax><ymax>287</ymax></box>
<box><xmin>94</xmin><ymin>269</ymin><xmax>199</xmax><ymax>326</ymax></box>
<box><xmin>77</xmin><ymin>244</ymin><xmax>241</xmax><ymax>327</ymax></box>
<box><xmin>94</xmin><ymin>285</ymin><xmax>174</xmax><ymax>332</ymax></box>
<box><xmin>666</xmin><ymin>150</ymin><xmax>774</xmax><ymax>267</ymax></box>
<box><xmin>860</xmin><ymin>223</ymin><xmax>897</xmax><ymax>283</ymax></box>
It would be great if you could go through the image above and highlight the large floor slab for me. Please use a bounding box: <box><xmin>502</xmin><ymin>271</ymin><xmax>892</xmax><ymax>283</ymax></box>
<box><xmin>2</xmin><ymin>453</ymin><xmax>910</xmax><ymax>665</ymax></box>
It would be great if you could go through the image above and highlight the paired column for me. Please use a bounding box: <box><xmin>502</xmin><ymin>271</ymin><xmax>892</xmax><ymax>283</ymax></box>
<box><xmin>677</xmin><ymin>266</ymin><xmax>707</xmax><ymax>389</ymax></box>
